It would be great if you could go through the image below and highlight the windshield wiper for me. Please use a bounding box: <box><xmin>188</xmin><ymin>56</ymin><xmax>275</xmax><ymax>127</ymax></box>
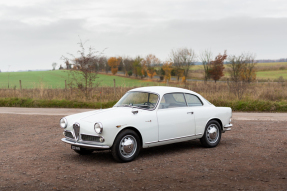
<box><xmin>137</xmin><ymin>105</ymin><xmax>150</xmax><ymax>108</ymax></box>
<box><xmin>117</xmin><ymin>104</ymin><xmax>132</xmax><ymax>107</ymax></box>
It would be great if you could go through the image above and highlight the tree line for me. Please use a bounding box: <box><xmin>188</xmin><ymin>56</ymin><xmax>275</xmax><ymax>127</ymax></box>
<box><xmin>59</xmin><ymin>40</ymin><xmax>257</xmax><ymax>99</ymax></box>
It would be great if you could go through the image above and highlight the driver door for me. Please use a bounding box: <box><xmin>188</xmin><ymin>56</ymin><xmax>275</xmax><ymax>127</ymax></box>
<box><xmin>157</xmin><ymin>93</ymin><xmax>196</xmax><ymax>141</ymax></box>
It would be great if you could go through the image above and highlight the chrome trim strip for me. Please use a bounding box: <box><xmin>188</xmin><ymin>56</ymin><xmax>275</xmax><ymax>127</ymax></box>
<box><xmin>80</xmin><ymin>140</ymin><xmax>103</xmax><ymax>145</ymax></box>
<box><xmin>224</xmin><ymin>124</ymin><xmax>233</xmax><ymax>128</ymax></box>
<box><xmin>80</xmin><ymin>134</ymin><xmax>104</xmax><ymax>144</ymax></box>
<box><xmin>61</xmin><ymin>138</ymin><xmax>110</xmax><ymax>149</ymax></box>
<box><xmin>81</xmin><ymin>133</ymin><xmax>102</xmax><ymax>137</ymax></box>
<box><xmin>159</xmin><ymin>134</ymin><xmax>196</xmax><ymax>142</ymax></box>
<box><xmin>145</xmin><ymin>133</ymin><xmax>203</xmax><ymax>144</ymax></box>
<box><xmin>64</xmin><ymin>130</ymin><xmax>74</xmax><ymax>139</ymax></box>
<box><xmin>145</xmin><ymin>141</ymin><xmax>158</xmax><ymax>144</ymax></box>
<box><xmin>65</xmin><ymin>137</ymin><xmax>75</xmax><ymax>142</ymax></box>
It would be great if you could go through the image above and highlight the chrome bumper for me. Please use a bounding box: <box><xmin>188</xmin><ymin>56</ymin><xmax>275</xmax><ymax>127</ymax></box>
<box><xmin>223</xmin><ymin>124</ymin><xmax>232</xmax><ymax>132</ymax></box>
<box><xmin>61</xmin><ymin>138</ymin><xmax>110</xmax><ymax>149</ymax></box>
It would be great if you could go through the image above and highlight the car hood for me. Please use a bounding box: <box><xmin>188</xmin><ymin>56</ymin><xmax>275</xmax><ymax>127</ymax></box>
<box><xmin>65</xmin><ymin>107</ymin><xmax>145</xmax><ymax>126</ymax></box>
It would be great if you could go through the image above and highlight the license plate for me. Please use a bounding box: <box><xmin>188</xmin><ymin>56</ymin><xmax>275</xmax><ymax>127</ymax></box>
<box><xmin>71</xmin><ymin>145</ymin><xmax>81</xmax><ymax>151</ymax></box>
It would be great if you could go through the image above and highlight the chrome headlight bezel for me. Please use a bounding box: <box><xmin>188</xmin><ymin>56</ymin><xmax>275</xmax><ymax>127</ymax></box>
<box><xmin>94</xmin><ymin>122</ymin><xmax>103</xmax><ymax>134</ymax></box>
<box><xmin>60</xmin><ymin>117</ymin><xmax>68</xmax><ymax>129</ymax></box>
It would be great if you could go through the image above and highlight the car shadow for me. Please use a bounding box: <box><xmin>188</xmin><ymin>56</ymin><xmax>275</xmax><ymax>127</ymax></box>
<box><xmin>139</xmin><ymin>139</ymin><xmax>203</xmax><ymax>158</ymax></box>
<box><xmin>68</xmin><ymin>140</ymin><xmax>202</xmax><ymax>163</ymax></box>
<box><xmin>66</xmin><ymin>139</ymin><xmax>233</xmax><ymax>164</ymax></box>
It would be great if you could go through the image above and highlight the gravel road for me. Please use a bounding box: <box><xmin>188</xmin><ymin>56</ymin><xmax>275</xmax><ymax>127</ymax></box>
<box><xmin>0</xmin><ymin>111</ymin><xmax>286</xmax><ymax>190</ymax></box>
<box><xmin>1</xmin><ymin>107</ymin><xmax>287</xmax><ymax>121</ymax></box>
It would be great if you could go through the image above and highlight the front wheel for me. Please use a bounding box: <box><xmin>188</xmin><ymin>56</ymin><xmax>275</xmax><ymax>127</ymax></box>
<box><xmin>112</xmin><ymin>129</ymin><xmax>141</xmax><ymax>162</ymax></box>
<box><xmin>200</xmin><ymin>120</ymin><xmax>222</xmax><ymax>148</ymax></box>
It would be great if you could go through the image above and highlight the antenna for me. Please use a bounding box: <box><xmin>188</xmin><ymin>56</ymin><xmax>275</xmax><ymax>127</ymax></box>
<box><xmin>100</xmin><ymin>91</ymin><xmax>102</xmax><ymax>109</ymax></box>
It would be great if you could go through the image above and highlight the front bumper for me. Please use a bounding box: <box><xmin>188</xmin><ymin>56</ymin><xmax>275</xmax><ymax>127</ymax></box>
<box><xmin>223</xmin><ymin>124</ymin><xmax>232</xmax><ymax>133</ymax></box>
<box><xmin>61</xmin><ymin>138</ymin><xmax>110</xmax><ymax>149</ymax></box>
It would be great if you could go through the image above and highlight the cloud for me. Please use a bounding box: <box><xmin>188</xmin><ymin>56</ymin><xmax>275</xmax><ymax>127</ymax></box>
<box><xmin>0</xmin><ymin>0</ymin><xmax>286</xmax><ymax>71</ymax></box>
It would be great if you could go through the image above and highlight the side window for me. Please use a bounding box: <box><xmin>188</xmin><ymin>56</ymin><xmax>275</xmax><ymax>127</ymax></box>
<box><xmin>149</xmin><ymin>93</ymin><xmax>158</xmax><ymax>105</ymax></box>
<box><xmin>185</xmin><ymin>94</ymin><xmax>203</xmax><ymax>106</ymax></box>
<box><xmin>159</xmin><ymin>93</ymin><xmax>187</xmax><ymax>109</ymax></box>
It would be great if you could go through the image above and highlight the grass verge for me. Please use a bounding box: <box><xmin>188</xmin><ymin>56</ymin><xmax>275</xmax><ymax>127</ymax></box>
<box><xmin>0</xmin><ymin>98</ymin><xmax>117</xmax><ymax>109</ymax></box>
<box><xmin>1</xmin><ymin>98</ymin><xmax>287</xmax><ymax>112</ymax></box>
<box><xmin>212</xmin><ymin>99</ymin><xmax>287</xmax><ymax>112</ymax></box>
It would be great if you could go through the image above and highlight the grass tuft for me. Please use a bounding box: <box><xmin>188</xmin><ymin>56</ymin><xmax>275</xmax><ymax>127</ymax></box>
<box><xmin>0</xmin><ymin>98</ymin><xmax>117</xmax><ymax>109</ymax></box>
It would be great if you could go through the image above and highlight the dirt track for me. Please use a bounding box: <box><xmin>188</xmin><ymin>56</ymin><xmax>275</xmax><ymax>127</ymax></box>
<box><xmin>0</xmin><ymin>113</ymin><xmax>287</xmax><ymax>191</ymax></box>
<box><xmin>1</xmin><ymin>107</ymin><xmax>287</xmax><ymax>121</ymax></box>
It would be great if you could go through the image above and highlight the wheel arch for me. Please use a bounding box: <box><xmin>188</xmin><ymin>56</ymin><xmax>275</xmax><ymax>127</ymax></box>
<box><xmin>207</xmin><ymin>118</ymin><xmax>223</xmax><ymax>131</ymax></box>
<box><xmin>113</xmin><ymin>126</ymin><xmax>143</xmax><ymax>148</ymax></box>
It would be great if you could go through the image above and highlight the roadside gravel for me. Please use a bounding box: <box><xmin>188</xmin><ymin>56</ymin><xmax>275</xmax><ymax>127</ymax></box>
<box><xmin>0</xmin><ymin>114</ymin><xmax>286</xmax><ymax>190</ymax></box>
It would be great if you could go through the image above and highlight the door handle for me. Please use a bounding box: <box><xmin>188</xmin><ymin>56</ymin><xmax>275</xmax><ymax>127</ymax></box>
<box><xmin>187</xmin><ymin>112</ymin><xmax>194</xmax><ymax>114</ymax></box>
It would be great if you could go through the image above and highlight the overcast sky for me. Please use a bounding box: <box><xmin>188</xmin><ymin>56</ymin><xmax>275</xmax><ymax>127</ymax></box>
<box><xmin>0</xmin><ymin>0</ymin><xmax>286</xmax><ymax>71</ymax></box>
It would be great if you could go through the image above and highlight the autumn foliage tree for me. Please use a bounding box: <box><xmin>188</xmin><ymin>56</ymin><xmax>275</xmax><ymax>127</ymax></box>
<box><xmin>108</xmin><ymin>57</ymin><xmax>121</xmax><ymax>75</ymax></box>
<box><xmin>143</xmin><ymin>54</ymin><xmax>160</xmax><ymax>79</ymax></box>
<box><xmin>209</xmin><ymin>51</ymin><xmax>227</xmax><ymax>83</ymax></box>
<box><xmin>162</xmin><ymin>61</ymin><xmax>173</xmax><ymax>81</ymax></box>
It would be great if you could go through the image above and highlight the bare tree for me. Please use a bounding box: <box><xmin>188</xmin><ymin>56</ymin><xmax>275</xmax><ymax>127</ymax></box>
<box><xmin>170</xmin><ymin>49</ymin><xmax>182</xmax><ymax>81</ymax></box>
<box><xmin>97</xmin><ymin>56</ymin><xmax>108</xmax><ymax>72</ymax></box>
<box><xmin>228</xmin><ymin>53</ymin><xmax>256</xmax><ymax>99</ymax></box>
<box><xmin>200</xmin><ymin>50</ymin><xmax>213</xmax><ymax>82</ymax></box>
<box><xmin>52</xmin><ymin>62</ymin><xmax>57</xmax><ymax>70</ymax></box>
<box><xmin>240</xmin><ymin>53</ymin><xmax>257</xmax><ymax>83</ymax></box>
<box><xmin>170</xmin><ymin>48</ymin><xmax>196</xmax><ymax>83</ymax></box>
<box><xmin>62</xmin><ymin>39</ymin><xmax>104</xmax><ymax>99</ymax></box>
<box><xmin>122</xmin><ymin>56</ymin><xmax>134</xmax><ymax>76</ymax></box>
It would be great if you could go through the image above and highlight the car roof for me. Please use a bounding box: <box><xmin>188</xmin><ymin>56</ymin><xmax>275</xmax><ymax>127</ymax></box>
<box><xmin>129</xmin><ymin>86</ymin><xmax>199</xmax><ymax>96</ymax></box>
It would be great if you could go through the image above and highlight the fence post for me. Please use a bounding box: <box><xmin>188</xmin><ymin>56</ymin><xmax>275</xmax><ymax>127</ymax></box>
<box><xmin>166</xmin><ymin>79</ymin><xmax>169</xmax><ymax>86</ymax></box>
<box><xmin>65</xmin><ymin>80</ymin><xmax>67</xmax><ymax>89</ymax></box>
<box><xmin>113</xmin><ymin>79</ymin><xmax>116</xmax><ymax>100</ymax></box>
<box><xmin>19</xmin><ymin>80</ymin><xmax>22</xmax><ymax>90</ymax></box>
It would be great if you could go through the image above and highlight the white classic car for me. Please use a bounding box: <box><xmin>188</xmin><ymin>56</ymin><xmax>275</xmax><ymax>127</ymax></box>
<box><xmin>60</xmin><ymin>86</ymin><xmax>232</xmax><ymax>162</ymax></box>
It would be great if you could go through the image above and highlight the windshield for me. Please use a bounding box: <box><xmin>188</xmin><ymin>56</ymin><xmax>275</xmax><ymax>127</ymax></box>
<box><xmin>114</xmin><ymin>91</ymin><xmax>159</xmax><ymax>110</ymax></box>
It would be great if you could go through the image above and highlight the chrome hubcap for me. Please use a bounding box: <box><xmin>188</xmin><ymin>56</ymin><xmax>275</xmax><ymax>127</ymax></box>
<box><xmin>119</xmin><ymin>135</ymin><xmax>137</xmax><ymax>158</ymax></box>
<box><xmin>206</xmin><ymin>124</ymin><xmax>219</xmax><ymax>144</ymax></box>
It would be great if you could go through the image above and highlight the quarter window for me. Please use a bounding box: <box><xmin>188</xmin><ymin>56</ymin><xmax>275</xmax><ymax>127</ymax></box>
<box><xmin>185</xmin><ymin>94</ymin><xmax>203</xmax><ymax>106</ymax></box>
<box><xmin>159</xmin><ymin>93</ymin><xmax>187</xmax><ymax>109</ymax></box>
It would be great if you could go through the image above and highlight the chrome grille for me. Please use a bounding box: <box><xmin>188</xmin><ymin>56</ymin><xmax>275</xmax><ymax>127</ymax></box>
<box><xmin>64</xmin><ymin>131</ymin><xmax>73</xmax><ymax>139</ymax></box>
<box><xmin>73</xmin><ymin>123</ymin><xmax>80</xmax><ymax>141</ymax></box>
<box><xmin>81</xmin><ymin>134</ymin><xmax>101</xmax><ymax>142</ymax></box>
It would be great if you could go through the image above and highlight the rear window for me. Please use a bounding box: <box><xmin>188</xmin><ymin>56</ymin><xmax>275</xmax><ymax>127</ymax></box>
<box><xmin>185</xmin><ymin>94</ymin><xmax>203</xmax><ymax>106</ymax></box>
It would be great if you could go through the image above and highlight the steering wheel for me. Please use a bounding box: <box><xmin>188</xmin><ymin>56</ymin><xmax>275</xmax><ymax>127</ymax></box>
<box><xmin>143</xmin><ymin>102</ymin><xmax>155</xmax><ymax>107</ymax></box>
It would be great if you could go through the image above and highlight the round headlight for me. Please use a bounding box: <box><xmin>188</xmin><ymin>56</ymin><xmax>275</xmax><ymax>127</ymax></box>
<box><xmin>60</xmin><ymin>118</ymin><xmax>68</xmax><ymax>129</ymax></box>
<box><xmin>94</xmin><ymin>122</ymin><xmax>103</xmax><ymax>134</ymax></box>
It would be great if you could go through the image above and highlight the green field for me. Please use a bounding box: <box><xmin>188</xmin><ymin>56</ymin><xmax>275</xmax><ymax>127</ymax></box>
<box><xmin>256</xmin><ymin>70</ymin><xmax>287</xmax><ymax>80</ymax></box>
<box><xmin>0</xmin><ymin>70</ymin><xmax>156</xmax><ymax>89</ymax></box>
<box><xmin>255</xmin><ymin>62</ymin><xmax>287</xmax><ymax>67</ymax></box>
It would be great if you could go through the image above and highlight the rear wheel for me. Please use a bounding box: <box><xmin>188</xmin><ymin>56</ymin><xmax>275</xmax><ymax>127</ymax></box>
<box><xmin>200</xmin><ymin>120</ymin><xmax>222</xmax><ymax>148</ymax></box>
<box><xmin>112</xmin><ymin>129</ymin><xmax>141</xmax><ymax>162</ymax></box>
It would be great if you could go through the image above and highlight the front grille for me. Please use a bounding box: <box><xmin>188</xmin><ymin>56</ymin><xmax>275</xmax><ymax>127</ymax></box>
<box><xmin>81</xmin><ymin>134</ymin><xmax>101</xmax><ymax>142</ymax></box>
<box><xmin>73</xmin><ymin>123</ymin><xmax>80</xmax><ymax>140</ymax></box>
<box><xmin>64</xmin><ymin>131</ymin><xmax>73</xmax><ymax>139</ymax></box>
